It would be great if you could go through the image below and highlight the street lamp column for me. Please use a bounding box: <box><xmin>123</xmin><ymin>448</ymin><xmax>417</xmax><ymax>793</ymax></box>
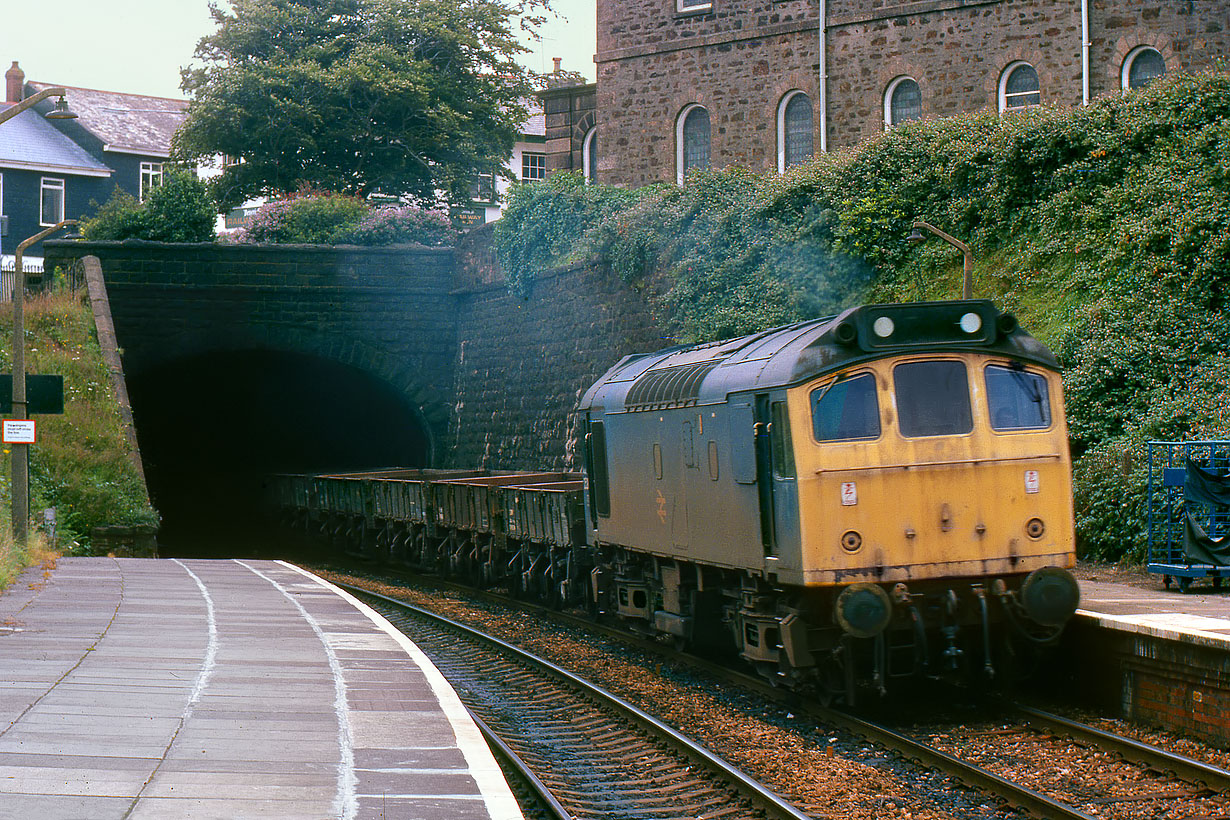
<box><xmin>907</xmin><ymin>220</ymin><xmax>974</xmax><ymax>300</ymax></box>
<box><xmin>10</xmin><ymin>220</ymin><xmax>77</xmax><ymax>544</ymax></box>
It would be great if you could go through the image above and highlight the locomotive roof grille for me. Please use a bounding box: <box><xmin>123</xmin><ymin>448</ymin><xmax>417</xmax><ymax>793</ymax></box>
<box><xmin>625</xmin><ymin>360</ymin><xmax>720</xmax><ymax>411</ymax></box>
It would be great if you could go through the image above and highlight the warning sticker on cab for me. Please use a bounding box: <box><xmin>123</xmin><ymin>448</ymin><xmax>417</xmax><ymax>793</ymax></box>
<box><xmin>840</xmin><ymin>482</ymin><xmax>858</xmax><ymax>506</ymax></box>
<box><xmin>1024</xmin><ymin>470</ymin><xmax>1040</xmax><ymax>494</ymax></box>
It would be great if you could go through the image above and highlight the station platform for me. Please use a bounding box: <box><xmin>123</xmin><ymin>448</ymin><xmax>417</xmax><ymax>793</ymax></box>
<box><xmin>1077</xmin><ymin>577</ymin><xmax>1230</xmax><ymax>648</ymax></box>
<box><xmin>0</xmin><ymin>557</ymin><xmax>523</xmax><ymax>820</ymax></box>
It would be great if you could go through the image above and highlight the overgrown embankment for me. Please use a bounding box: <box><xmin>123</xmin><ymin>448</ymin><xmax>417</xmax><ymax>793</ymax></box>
<box><xmin>495</xmin><ymin>72</ymin><xmax>1230</xmax><ymax>562</ymax></box>
<box><xmin>0</xmin><ymin>282</ymin><xmax>158</xmax><ymax>579</ymax></box>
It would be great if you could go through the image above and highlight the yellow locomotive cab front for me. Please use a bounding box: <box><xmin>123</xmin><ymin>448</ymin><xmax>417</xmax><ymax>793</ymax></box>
<box><xmin>790</xmin><ymin>352</ymin><xmax>1075</xmax><ymax>586</ymax></box>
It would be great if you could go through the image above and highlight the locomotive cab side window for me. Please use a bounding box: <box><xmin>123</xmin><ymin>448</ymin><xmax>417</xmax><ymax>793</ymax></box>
<box><xmin>893</xmin><ymin>360</ymin><xmax>973</xmax><ymax>437</ymax></box>
<box><xmin>770</xmin><ymin>401</ymin><xmax>796</xmax><ymax>477</ymax></box>
<box><xmin>985</xmin><ymin>364</ymin><xmax>1051</xmax><ymax>430</ymax></box>
<box><xmin>811</xmin><ymin>373</ymin><xmax>880</xmax><ymax>442</ymax></box>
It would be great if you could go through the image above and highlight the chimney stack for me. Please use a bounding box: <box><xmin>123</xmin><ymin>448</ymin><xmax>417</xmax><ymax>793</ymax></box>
<box><xmin>552</xmin><ymin>57</ymin><xmax>562</xmax><ymax>74</ymax></box>
<box><xmin>6</xmin><ymin>61</ymin><xmax>24</xmax><ymax>103</ymax></box>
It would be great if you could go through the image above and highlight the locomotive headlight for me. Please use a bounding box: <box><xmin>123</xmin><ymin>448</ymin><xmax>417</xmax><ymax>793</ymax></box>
<box><xmin>958</xmin><ymin>312</ymin><xmax>983</xmax><ymax>334</ymax></box>
<box><xmin>872</xmin><ymin>316</ymin><xmax>895</xmax><ymax>338</ymax></box>
<box><xmin>1019</xmin><ymin>567</ymin><xmax>1080</xmax><ymax>626</ymax></box>
<box><xmin>835</xmin><ymin>583</ymin><xmax>893</xmax><ymax>638</ymax></box>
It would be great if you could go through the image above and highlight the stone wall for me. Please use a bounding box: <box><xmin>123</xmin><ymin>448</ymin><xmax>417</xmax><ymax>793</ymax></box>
<box><xmin>448</xmin><ymin>229</ymin><xmax>663</xmax><ymax>470</ymax></box>
<box><xmin>44</xmin><ymin>240</ymin><xmax>459</xmax><ymax>461</ymax></box>
<box><xmin>593</xmin><ymin>0</ymin><xmax>1230</xmax><ymax>187</ymax></box>
<box><xmin>45</xmin><ymin>236</ymin><xmax>666</xmax><ymax>474</ymax></box>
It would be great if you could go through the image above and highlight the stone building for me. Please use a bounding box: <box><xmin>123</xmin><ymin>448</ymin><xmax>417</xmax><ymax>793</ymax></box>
<box><xmin>544</xmin><ymin>1</ymin><xmax>1230</xmax><ymax>188</ymax></box>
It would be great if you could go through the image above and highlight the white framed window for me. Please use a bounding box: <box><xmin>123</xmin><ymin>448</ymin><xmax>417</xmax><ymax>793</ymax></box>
<box><xmin>777</xmin><ymin>91</ymin><xmax>813</xmax><ymax>173</ymax></box>
<box><xmin>521</xmin><ymin>152</ymin><xmax>546</xmax><ymax>181</ymax></box>
<box><xmin>583</xmin><ymin>127</ymin><xmax>598</xmax><ymax>184</ymax></box>
<box><xmin>140</xmin><ymin>162</ymin><xmax>164</xmax><ymax>202</ymax></box>
<box><xmin>40</xmin><ymin>178</ymin><xmax>65</xmax><ymax>226</ymax></box>
<box><xmin>676</xmin><ymin>104</ymin><xmax>710</xmax><ymax>185</ymax></box>
<box><xmin>677</xmin><ymin>0</ymin><xmax>712</xmax><ymax>13</ymax></box>
<box><xmin>470</xmin><ymin>172</ymin><xmax>496</xmax><ymax>204</ymax></box>
<box><xmin>1122</xmin><ymin>46</ymin><xmax>1166</xmax><ymax>91</ymax></box>
<box><xmin>884</xmin><ymin>76</ymin><xmax>922</xmax><ymax>127</ymax></box>
<box><xmin>999</xmin><ymin>62</ymin><xmax>1041</xmax><ymax>111</ymax></box>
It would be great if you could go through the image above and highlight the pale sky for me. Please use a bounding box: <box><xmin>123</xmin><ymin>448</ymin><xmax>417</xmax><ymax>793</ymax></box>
<box><xmin>1</xmin><ymin>0</ymin><xmax>597</xmax><ymax>101</ymax></box>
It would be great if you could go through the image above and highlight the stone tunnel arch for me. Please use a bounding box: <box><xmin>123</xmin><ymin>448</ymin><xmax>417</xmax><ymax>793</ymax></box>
<box><xmin>125</xmin><ymin>339</ymin><xmax>443</xmax><ymax>557</ymax></box>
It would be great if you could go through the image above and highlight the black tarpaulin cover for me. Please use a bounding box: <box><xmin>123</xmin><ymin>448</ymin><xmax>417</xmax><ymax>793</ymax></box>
<box><xmin>1184</xmin><ymin>458</ymin><xmax>1230</xmax><ymax>506</ymax></box>
<box><xmin>1184</xmin><ymin>509</ymin><xmax>1230</xmax><ymax>567</ymax></box>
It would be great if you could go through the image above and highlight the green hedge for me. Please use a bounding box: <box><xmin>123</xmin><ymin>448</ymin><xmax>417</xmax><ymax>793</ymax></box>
<box><xmin>495</xmin><ymin>72</ymin><xmax>1230</xmax><ymax>561</ymax></box>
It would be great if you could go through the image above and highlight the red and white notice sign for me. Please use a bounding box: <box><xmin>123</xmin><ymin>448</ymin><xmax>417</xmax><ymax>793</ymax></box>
<box><xmin>2</xmin><ymin>420</ymin><xmax>36</xmax><ymax>444</ymax></box>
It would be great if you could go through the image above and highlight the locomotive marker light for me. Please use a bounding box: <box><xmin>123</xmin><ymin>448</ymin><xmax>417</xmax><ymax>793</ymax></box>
<box><xmin>958</xmin><ymin>311</ymin><xmax>983</xmax><ymax>333</ymax></box>
<box><xmin>907</xmin><ymin>220</ymin><xmax>974</xmax><ymax>300</ymax></box>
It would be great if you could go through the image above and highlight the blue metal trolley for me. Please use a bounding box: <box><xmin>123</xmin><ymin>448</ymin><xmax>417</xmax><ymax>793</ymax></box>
<box><xmin>1146</xmin><ymin>440</ymin><xmax>1230</xmax><ymax>591</ymax></box>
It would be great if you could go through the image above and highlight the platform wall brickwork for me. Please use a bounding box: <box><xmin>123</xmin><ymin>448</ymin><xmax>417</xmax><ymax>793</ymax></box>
<box><xmin>1065</xmin><ymin>618</ymin><xmax>1230</xmax><ymax>748</ymax></box>
<box><xmin>593</xmin><ymin>0</ymin><xmax>1230</xmax><ymax>187</ymax></box>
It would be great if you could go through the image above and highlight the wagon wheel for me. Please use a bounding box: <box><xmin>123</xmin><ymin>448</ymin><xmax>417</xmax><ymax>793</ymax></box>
<box><xmin>1214</xmin><ymin>576</ymin><xmax>1223</xmax><ymax>591</ymax></box>
<box><xmin>1179</xmin><ymin>575</ymin><xmax>1193</xmax><ymax>593</ymax></box>
<box><xmin>1163</xmin><ymin>575</ymin><xmax>1172</xmax><ymax>590</ymax></box>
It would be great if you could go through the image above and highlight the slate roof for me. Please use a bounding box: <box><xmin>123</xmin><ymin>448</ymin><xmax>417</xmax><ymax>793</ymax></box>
<box><xmin>0</xmin><ymin>105</ymin><xmax>112</xmax><ymax>176</ymax></box>
<box><xmin>27</xmin><ymin>81</ymin><xmax>187</xmax><ymax>158</ymax></box>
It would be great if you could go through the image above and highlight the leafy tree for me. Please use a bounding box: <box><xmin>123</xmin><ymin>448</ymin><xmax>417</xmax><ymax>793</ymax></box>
<box><xmin>82</xmin><ymin>171</ymin><xmax>216</xmax><ymax>242</ymax></box>
<box><xmin>175</xmin><ymin>0</ymin><xmax>545</xmax><ymax>209</ymax></box>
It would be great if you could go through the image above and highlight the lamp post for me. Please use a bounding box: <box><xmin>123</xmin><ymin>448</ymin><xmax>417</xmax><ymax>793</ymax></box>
<box><xmin>907</xmin><ymin>220</ymin><xmax>974</xmax><ymax>300</ymax></box>
<box><xmin>1</xmin><ymin>88</ymin><xmax>78</xmax><ymax>543</ymax></box>
<box><xmin>10</xmin><ymin>220</ymin><xmax>78</xmax><ymax>544</ymax></box>
<box><xmin>0</xmin><ymin>87</ymin><xmax>77</xmax><ymax>128</ymax></box>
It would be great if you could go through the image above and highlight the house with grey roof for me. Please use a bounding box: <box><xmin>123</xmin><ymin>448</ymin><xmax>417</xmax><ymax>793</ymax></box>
<box><xmin>0</xmin><ymin>97</ymin><xmax>112</xmax><ymax>263</ymax></box>
<box><xmin>2</xmin><ymin>61</ymin><xmax>187</xmax><ymax>260</ymax></box>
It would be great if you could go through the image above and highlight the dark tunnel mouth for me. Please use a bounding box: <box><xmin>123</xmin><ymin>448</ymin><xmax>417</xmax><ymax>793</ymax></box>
<box><xmin>125</xmin><ymin>349</ymin><xmax>430</xmax><ymax>558</ymax></box>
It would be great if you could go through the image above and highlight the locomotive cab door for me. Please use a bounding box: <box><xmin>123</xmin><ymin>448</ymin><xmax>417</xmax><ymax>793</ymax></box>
<box><xmin>750</xmin><ymin>394</ymin><xmax>799</xmax><ymax>559</ymax></box>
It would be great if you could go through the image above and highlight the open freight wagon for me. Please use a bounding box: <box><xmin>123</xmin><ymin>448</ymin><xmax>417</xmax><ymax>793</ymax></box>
<box><xmin>1146</xmin><ymin>440</ymin><xmax>1230</xmax><ymax>591</ymax></box>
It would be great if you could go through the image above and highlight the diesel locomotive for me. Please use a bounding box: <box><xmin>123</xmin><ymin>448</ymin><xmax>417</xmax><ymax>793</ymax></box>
<box><xmin>273</xmin><ymin>299</ymin><xmax>1080</xmax><ymax>701</ymax></box>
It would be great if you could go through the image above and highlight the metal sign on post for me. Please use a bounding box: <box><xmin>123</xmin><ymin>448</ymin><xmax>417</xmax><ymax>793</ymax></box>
<box><xmin>0</xmin><ymin>374</ymin><xmax>64</xmax><ymax>414</ymax></box>
<box><xmin>2</xmin><ymin>419</ymin><xmax>36</xmax><ymax>444</ymax></box>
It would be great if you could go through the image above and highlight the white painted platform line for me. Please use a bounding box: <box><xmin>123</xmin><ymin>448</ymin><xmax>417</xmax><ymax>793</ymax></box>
<box><xmin>239</xmin><ymin>561</ymin><xmax>359</xmax><ymax>820</ymax></box>
<box><xmin>280</xmin><ymin>561</ymin><xmax>525</xmax><ymax>820</ymax></box>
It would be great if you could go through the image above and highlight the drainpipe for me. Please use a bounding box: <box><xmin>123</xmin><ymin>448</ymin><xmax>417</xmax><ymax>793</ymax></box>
<box><xmin>818</xmin><ymin>0</ymin><xmax>828</xmax><ymax>152</ymax></box>
<box><xmin>1081</xmin><ymin>0</ymin><xmax>1090</xmax><ymax>105</ymax></box>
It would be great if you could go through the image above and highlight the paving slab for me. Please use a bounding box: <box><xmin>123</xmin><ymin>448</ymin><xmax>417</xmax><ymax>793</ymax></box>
<box><xmin>0</xmin><ymin>557</ymin><xmax>523</xmax><ymax>819</ymax></box>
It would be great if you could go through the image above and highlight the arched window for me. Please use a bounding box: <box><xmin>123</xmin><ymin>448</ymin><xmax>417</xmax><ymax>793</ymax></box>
<box><xmin>676</xmin><ymin>104</ymin><xmax>710</xmax><ymax>184</ymax></box>
<box><xmin>884</xmin><ymin>77</ymin><xmax>922</xmax><ymax>127</ymax></box>
<box><xmin>583</xmin><ymin>128</ymin><xmax>598</xmax><ymax>184</ymax></box>
<box><xmin>999</xmin><ymin>62</ymin><xmax>1040</xmax><ymax>111</ymax></box>
<box><xmin>777</xmin><ymin>91</ymin><xmax>813</xmax><ymax>173</ymax></box>
<box><xmin>1123</xmin><ymin>47</ymin><xmax>1165</xmax><ymax>90</ymax></box>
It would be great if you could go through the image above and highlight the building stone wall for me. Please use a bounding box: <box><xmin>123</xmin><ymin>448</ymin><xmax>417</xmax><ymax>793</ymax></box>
<box><xmin>592</xmin><ymin>0</ymin><xmax>1230</xmax><ymax>187</ymax></box>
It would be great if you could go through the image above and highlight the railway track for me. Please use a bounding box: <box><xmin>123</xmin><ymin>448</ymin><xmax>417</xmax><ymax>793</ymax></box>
<box><xmin>339</xmin><ymin>582</ymin><xmax>813</xmax><ymax>820</ymax></box>
<box><xmin>326</xmin><ymin>568</ymin><xmax>1230</xmax><ymax>820</ymax></box>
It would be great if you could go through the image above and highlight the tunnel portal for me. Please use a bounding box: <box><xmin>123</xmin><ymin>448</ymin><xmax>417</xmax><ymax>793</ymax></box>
<box><xmin>127</xmin><ymin>349</ymin><xmax>431</xmax><ymax>557</ymax></box>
